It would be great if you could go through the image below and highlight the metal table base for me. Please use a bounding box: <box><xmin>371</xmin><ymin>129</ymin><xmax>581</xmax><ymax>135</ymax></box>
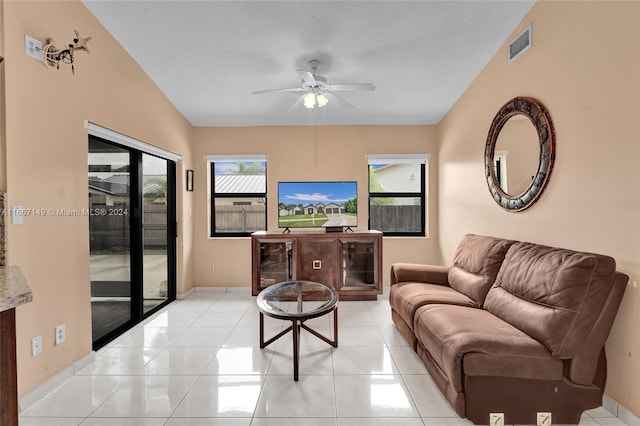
<box><xmin>259</xmin><ymin>307</ymin><xmax>338</xmax><ymax>381</ymax></box>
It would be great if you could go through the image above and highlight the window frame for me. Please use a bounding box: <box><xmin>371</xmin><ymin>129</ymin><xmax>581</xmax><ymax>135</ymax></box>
<box><xmin>367</xmin><ymin>155</ymin><xmax>427</xmax><ymax>237</ymax></box>
<box><xmin>209</xmin><ymin>156</ymin><xmax>267</xmax><ymax>238</ymax></box>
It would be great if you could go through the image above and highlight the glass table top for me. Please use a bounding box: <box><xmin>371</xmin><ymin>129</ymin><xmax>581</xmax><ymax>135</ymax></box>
<box><xmin>256</xmin><ymin>280</ymin><xmax>339</xmax><ymax>320</ymax></box>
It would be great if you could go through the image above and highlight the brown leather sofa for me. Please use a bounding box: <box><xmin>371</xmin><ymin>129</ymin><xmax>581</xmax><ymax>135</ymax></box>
<box><xmin>390</xmin><ymin>234</ymin><xmax>628</xmax><ymax>425</ymax></box>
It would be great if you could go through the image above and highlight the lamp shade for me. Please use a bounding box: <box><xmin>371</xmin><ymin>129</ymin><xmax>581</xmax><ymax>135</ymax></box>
<box><xmin>303</xmin><ymin>92</ymin><xmax>316</xmax><ymax>109</ymax></box>
<box><xmin>317</xmin><ymin>94</ymin><xmax>329</xmax><ymax>108</ymax></box>
<box><xmin>302</xmin><ymin>92</ymin><xmax>330</xmax><ymax>109</ymax></box>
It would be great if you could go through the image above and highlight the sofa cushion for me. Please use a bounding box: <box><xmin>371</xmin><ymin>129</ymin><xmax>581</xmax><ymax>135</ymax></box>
<box><xmin>448</xmin><ymin>234</ymin><xmax>515</xmax><ymax>306</ymax></box>
<box><xmin>414</xmin><ymin>304</ymin><xmax>563</xmax><ymax>393</ymax></box>
<box><xmin>390</xmin><ymin>282</ymin><xmax>478</xmax><ymax>333</ymax></box>
<box><xmin>484</xmin><ymin>241</ymin><xmax>617</xmax><ymax>359</ymax></box>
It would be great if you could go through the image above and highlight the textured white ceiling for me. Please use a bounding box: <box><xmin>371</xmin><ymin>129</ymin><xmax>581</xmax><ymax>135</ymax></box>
<box><xmin>82</xmin><ymin>1</ymin><xmax>535</xmax><ymax>127</ymax></box>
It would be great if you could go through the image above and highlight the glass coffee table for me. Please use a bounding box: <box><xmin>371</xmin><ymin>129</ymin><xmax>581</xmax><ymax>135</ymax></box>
<box><xmin>256</xmin><ymin>280</ymin><xmax>339</xmax><ymax>381</ymax></box>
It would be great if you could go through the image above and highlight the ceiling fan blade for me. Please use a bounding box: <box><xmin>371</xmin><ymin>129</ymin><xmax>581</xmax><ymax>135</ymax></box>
<box><xmin>251</xmin><ymin>87</ymin><xmax>306</xmax><ymax>95</ymax></box>
<box><xmin>323</xmin><ymin>91</ymin><xmax>356</xmax><ymax>109</ymax></box>
<box><xmin>327</xmin><ymin>83</ymin><xmax>376</xmax><ymax>92</ymax></box>
<box><xmin>297</xmin><ymin>69</ymin><xmax>317</xmax><ymax>85</ymax></box>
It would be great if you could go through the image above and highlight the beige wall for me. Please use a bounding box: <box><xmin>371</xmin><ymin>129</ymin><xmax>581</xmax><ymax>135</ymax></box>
<box><xmin>0</xmin><ymin>0</ymin><xmax>5</xmax><ymax>190</ymax></box>
<box><xmin>2</xmin><ymin>0</ymin><xmax>194</xmax><ymax>395</ymax></box>
<box><xmin>192</xmin><ymin>125</ymin><xmax>441</xmax><ymax>289</ymax></box>
<box><xmin>438</xmin><ymin>0</ymin><xmax>640</xmax><ymax>416</ymax></box>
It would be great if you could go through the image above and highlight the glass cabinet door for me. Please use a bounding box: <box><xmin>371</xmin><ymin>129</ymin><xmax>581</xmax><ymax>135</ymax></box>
<box><xmin>340</xmin><ymin>240</ymin><xmax>377</xmax><ymax>289</ymax></box>
<box><xmin>257</xmin><ymin>240</ymin><xmax>294</xmax><ymax>290</ymax></box>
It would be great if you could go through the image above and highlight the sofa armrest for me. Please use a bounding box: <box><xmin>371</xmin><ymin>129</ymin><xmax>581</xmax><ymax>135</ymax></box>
<box><xmin>390</xmin><ymin>263</ymin><xmax>450</xmax><ymax>286</ymax></box>
<box><xmin>567</xmin><ymin>271</ymin><xmax>628</xmax><ymax>385</ymax></box>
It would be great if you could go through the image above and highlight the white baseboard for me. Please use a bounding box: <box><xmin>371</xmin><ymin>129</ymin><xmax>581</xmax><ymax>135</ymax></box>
<box><xmin>178</xmin><ymin>286</ymin><xmax>251</xmax><ymax>299</ymax></box>
<box><xmin>620</xmin><ymin>406</ymin><xmax>640</xmax><ymax>426</ymax></box>
<box><xmin>19</xmin><ymin>351</ymin><xmax>95</xmax><ymax>412</ymax></box>
<box><xmin>72</xmin><ymin>351</ymin><xmax>96</xmax><ymax>373</ymax></box>
<box><xmin>193</xmin><ymin>286</ymin><xmax>228</xmax><ymax>293</ymax></box>
<box><xmin>604</xmin><ymin>395</ymin><xmax>640</xmax><ymax>425</ymax></box>
<box><xmin>176</xmin><ymin>287</ymin><xmax>195</xmax><ymax>299</ymax></box>
<box><xmin>603</xmin><ymin>395</ymin><xmax>618</xmax><ymax>416</ymax></box>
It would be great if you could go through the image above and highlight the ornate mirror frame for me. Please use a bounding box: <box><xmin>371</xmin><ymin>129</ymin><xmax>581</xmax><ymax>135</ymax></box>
<box><xmin>484</xmin><ymin>97</ymin><xmax>556</xmax><ymax>212</ymax></box>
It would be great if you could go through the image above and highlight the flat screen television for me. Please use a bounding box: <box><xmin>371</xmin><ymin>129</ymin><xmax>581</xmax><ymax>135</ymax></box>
<box><xmin>277</xmin><ymin>181</ymin><xmax>357</xmax><ymax>230</ymax></box>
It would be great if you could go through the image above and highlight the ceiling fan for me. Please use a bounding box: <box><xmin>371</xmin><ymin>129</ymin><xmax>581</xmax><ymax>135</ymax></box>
<box><xmin>251</xmin><ymin>59</ymin><xmax>375</xmax><ymax>109</ymax></box>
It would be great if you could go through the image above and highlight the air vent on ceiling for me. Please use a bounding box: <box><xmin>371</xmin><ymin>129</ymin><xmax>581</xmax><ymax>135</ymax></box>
<box><xmin>508</xmin><ymin>24</ymin><xmax>532</xmax><ymax>63</ymax></box>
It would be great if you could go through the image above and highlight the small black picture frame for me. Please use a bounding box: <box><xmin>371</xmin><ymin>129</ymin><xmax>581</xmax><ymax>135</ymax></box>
<box><xmin>186</xmin><ymin>169</ymin><xmax>194</xmax><ymax>191</ymax></box>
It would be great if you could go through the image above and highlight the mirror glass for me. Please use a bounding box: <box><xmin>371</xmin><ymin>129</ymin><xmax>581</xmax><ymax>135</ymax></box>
<box><xmin>493</xmin><ymin>115</ymin><xmax>540</xmax><ymax>196</ymax></box>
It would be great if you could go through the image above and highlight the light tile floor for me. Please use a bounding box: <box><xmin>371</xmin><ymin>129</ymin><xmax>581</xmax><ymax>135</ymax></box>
<box><xmin>19</xmin><ymin>290</ymin><xmax>629</xmax><ymax>426</ymax></box>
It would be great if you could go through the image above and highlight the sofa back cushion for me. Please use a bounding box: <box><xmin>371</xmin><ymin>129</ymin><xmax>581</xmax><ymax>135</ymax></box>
<box><xmin>448</xmin><ymin>234</ymin><xmax>515</xmax><ymax>305</ymax></box>
<box><xmin>484</xmin><ymin>241</ymin><xmax>618</xmax><ymax>359</ymax></box>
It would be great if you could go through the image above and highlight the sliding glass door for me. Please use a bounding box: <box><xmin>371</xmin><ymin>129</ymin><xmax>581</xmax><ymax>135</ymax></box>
<box><xmin>142</xmin><ymin>153</ymin><xmax>170</xmax><ymax>313</ymax></box>
<box><xmin>88</xmin><ymin>139</ymin><xmax>132</xmax><ymax>343</ymax></box>
<box><xmin>89</xmin><ymin>136</ymin><xmax>176</xmax><ymax>349</ymax></box>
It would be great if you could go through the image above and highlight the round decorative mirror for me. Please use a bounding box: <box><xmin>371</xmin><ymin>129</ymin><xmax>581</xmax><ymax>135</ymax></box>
<box><xmin>484</xmin><ymin>97</ymin><xmax>556</xmax><ymax>212</ymax></box>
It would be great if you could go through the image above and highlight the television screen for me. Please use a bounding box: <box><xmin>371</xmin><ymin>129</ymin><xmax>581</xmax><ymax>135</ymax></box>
<box><xmin>278</xmin><ymin>181</ymin><xmax>357</xmax><ymax>229</ymax></box>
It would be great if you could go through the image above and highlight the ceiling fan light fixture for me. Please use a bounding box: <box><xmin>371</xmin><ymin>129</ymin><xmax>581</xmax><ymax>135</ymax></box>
<box><xmin>303</xmin><ymin>92</ymin><xmax>316</xmax><ymax>109</ymax></box>
<box><xmin>303</xmin><ymin>92</ymin><xmax>329</xmax><ymax>109</ymax></box>
<box><xmin>317</xmin><ymin>94</ymin><xmax>329</xmax><ymax>108</ymax></box>
<box><xmin>253</xmin><ymin>59</ymin><xmax>373</xmax><ymax>111</ymax></box>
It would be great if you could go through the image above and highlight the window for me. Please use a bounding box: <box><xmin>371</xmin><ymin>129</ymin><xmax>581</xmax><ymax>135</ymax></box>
<box><xmin>367</xmin><ymin>154</ymin><xmax>428</xmax><ymax>236</ymax></box>
<box><xmin>209</xmin><ymin>155</ymin><xmax>267</xmax><ymax>237</ymax></box>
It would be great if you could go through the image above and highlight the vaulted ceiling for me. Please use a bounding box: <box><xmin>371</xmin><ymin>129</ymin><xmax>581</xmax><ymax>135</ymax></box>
<box><xmin>83</xmin><ymin>1</ymin><xmax>535</xmax><ymax>127</ymax></box>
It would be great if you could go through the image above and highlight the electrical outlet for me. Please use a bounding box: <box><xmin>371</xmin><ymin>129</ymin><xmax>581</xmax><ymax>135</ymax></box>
<box><xmin>31</xmin><ymin>336</ymin><xmax>42</xmax><ymax>356</ymax></box>
<box><xmin>25</xmin><ymin>34</ymin><xmax>43</xmax><ymax>61</ymax></box>
<box><xmin>55</xmin><ymin>324</ymin><xmax>66</xmax><ymax>345</ymax></box>
<box><xmin>489</xmin><ymin>413</ymin><xmax>504</xmax><ymax>426</ymax></box>
<box><xmin>537</xmin><ymin>412</ymin><xmax>552</xmax><ymax>426</ymax></box>
<box><xmin>210</xmin><ymin>264</ymin><xmax>215</xmax><ymax>272</ymax></box>
<box><xmin>11</xmin><ymin>205</ymin><xmax>24</xmax><ymax>225</ymax></box>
